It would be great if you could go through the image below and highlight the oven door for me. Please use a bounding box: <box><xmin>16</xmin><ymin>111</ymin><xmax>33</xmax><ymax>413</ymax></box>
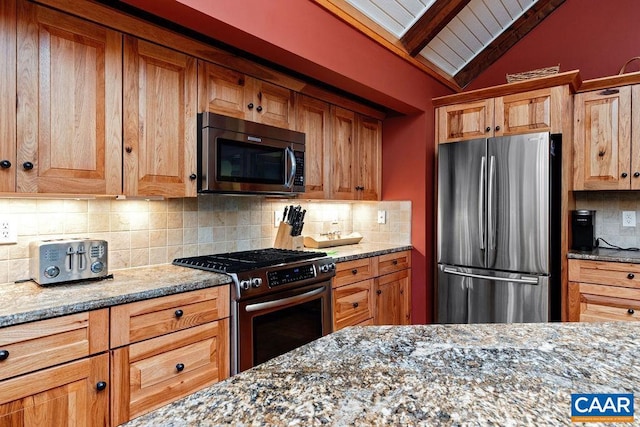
<box><xmin>234</xmin><ymin>281</ymin><xmax>332</xmax><ymax>374</ymax></box>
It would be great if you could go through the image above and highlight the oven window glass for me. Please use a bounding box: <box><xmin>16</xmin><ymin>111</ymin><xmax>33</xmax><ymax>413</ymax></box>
<box><xmin>217</xmin><ymin>138</ymin><xmax>284</xmax><ymax>184</ymax></box>
<box><xmin>253</xmin><ymin>299</ymin><xmax>322</xmax><ymax>366</ymax></box>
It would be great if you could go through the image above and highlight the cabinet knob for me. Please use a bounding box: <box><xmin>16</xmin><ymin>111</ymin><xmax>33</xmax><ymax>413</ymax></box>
<box><xmin>0</xmin><ymin>160</ymin><xmax>10</xmax><ymax>169</ymax></box>
<box><xmin>352</xmin><ymin>302</ymin><xmax>359</xmax><ymax>308</ymax></box>
<box><xmin>247</xmin><ymin>103</ymin><xmax>254</xmax><ymax>110</ymax></box>
<box><xmin>125</xmin><ymin>146</ymin><xmax>132</xmax><ymax>154</ymax></box>
<box><xmin>176</xmin><ymin>363</ymin><xmax>185</xmax><ymax>372</ymax></box>
<box><xmin>634</xmin><ymin>172</ymin><xmax>640</xmax><ymax>178</ymax></box>
<box><xmin>256</xmin><ymin>106</ymin><xmax>263</xmax><ymax>113</ymax></box>
<box><xmin>622</xmin><ymin>172</ymin><xmax>628</xmax><ymax>178</ymax></box>
<box><xmin>598</xmin><ymin>150</ymin><xmax>606</xmax><ymax>157</ymax></box>
<box><xmin>627</xmin><ymin>273</ymin><xmax>635</xmax><ymax>279</ymax></box>
<box><xmin>376</xmin><ymin>289</ymin><xmax>382</xmax><ymax>295</ymax></box>
<box><xmin>22</xmin><ymin>161</ymin><xmax>33</xmax><ymax>170</ymax></box>
<box><xmin>175</xmin><ymin>309</ymin><xmax>184</xmax><ymax>318</ymax></box>
<box><xmin>189</xmin><ymin>173</ymin><xmax>197</xmax><ymax>180</ymax></box>
<box><xmin>392</xmin><ymin>259</ymin><xmax>398</xmax><ymax>265</ymax></box>
<box><xmin>96</xmin><ymin>381</ymin><xmax>107</xmax><ymax>391</ymax></box>
<box><xmin>351</xmin><ymin>269</ymin><xmax>358</xmax><ymax>275</ymax></box>
<box><xmin>0</xmin><ymin>350</ymin><xmax>9</xmax><ymax>361</ymax></box>
<box><xmin>495</xmin><ymin>126</ymin><xmax>501</xmax><ymax>131</ymax></box>
<box><xmin>628</xmin><ymin>308</ymin><xmax>635</xmax><ymax>315</ymax></box>
<box><xmin>485</xmin><ymin>127</ymin><xmax>491</xmax><ymax>133</ymax></box>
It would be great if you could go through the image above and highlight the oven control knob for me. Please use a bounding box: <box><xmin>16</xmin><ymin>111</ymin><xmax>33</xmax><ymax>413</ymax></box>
<box><xmin>319</xmin><ymin>263</ymin><xmax>336</xmax><ymax>273</ymax></box>
<box><xmin>240</xmin><ymin>279</ymin><xmax>251</xmax><ymax>290</ymax></box>
<box><xmin>251</xmin><ymin>278</ymin><xmax>262</xmax><ymax>288</ymax></box>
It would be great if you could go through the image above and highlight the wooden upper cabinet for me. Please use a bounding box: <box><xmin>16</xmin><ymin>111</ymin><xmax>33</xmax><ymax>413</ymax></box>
<box><xmin>0</xmin><ymin>0</ymin><xmax>16</xmax><ymax>193</ymax></box>
<box><xmin>437</xmin><ymin>99</ymin><xmax>493</xmax><ymax>143</ymax></box>
<box><xmin>355</xmin><ymin>115</ymin><xmax>381</xmax><ymax>200</ymax></box>
<box><xmin>296</xmin><ymin>94</ymin><xmax>330</xmax><ymax>198</ymax></box>
<box><xmin>495</xmin><ymin>88</ymin><xmax>553</xmax><ymax>136</ymax></box>
<box><xmin>16</xmin><ymin>1</ymin><xmax>122</xmax><ymax>194</ymax></box>
<box><xmin>124</xmin><ymin>36</ymin><xmax>197</xmax><ymax>197</ymax></box>
<box><xmin>330</xmin><ymin>106</ymin><xmax>356</xmax><ymax>199</ymax></box>
<box><xmin>573</xmin><ymin>85</ymin><xmax>638</xmax><ymax>190</ymax></box>
<box><xmin>198</xmin><ymin>61</ymin><xmax>295</xmax><ymax>129</ymax></box>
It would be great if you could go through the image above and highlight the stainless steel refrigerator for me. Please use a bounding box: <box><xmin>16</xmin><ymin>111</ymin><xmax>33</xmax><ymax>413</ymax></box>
<box><xmin>436</xmin><ymin>132</ymin><xmax>561</xmax><ymax>323</ymax></box>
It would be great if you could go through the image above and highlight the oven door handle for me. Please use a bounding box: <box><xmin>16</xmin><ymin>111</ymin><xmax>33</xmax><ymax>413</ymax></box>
<box><xmin>244</xmin><ymin>286</ymin><xmax>325</xmax><ymax>312</ymax></box>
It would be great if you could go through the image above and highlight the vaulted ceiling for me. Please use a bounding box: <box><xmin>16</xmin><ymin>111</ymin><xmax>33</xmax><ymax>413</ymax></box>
<box><xmin>315</xmin><ymin>0</ymin><xmax>565</xmax><ymax>91</ymax></box>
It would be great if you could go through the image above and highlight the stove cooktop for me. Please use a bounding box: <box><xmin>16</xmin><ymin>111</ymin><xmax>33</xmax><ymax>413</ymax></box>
<box><xmin>172</xmin><ymin>248</ymin><xmax>328</xmax><ymax>274</ymax></box>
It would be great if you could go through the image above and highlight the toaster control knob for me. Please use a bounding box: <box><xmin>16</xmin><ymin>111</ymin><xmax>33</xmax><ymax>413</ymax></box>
<box><xmin>91</xmin><ymin>261</ymin><xmax>105</xmax><ymax>274</ymax></box>
<box><xmin>44</xmin><ymin>265</ymin><xmax>60</xmax><ymax>278</ymax></box>
<box><xmin>251</xmin><ymin>278</ymin><xmax>262</xmax><ymax>288</ymax></box>
<box><xmin>240</xmin><ymin>279</ymin><xmax>251</xmax><ymax>290</ymax></box>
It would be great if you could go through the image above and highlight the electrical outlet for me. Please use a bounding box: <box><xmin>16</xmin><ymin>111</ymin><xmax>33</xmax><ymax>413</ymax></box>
<box><xmin>377</xmin><ymin>210</ymin><xmax>387</xmax><ymax>224</ymax></box>
<box><xmin>0</xmin><ymin>216</ymin><xmax>17</xmax><ymax>244</ymax></box>
<box><xmin>622</xmin><ymin>211</ymin><xmax>636</xmax><ymax>227</ymax></box>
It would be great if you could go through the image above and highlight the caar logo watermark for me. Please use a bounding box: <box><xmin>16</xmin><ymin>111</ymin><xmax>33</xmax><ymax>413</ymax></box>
<box><xmin>571</xmin><ymin>393</ymin><xmax>634</xmax><ymax>423</ymax></box>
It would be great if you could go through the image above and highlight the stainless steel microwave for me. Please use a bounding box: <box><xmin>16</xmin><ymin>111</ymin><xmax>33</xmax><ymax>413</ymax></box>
<box><xmin>198</xmin><ymin>113</ymin><xmax>305</xmax><ymax>195</ymax></box>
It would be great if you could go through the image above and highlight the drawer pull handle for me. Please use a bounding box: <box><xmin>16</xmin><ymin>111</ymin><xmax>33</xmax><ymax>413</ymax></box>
<box><xmin>352</xmin><ymin>302</ymin><xmax>359</xmax><ymax>308</ymax></box>
<box><xmin>629</xmin><ymin>308</ymin><xmax>635</xmax><ymax>315</ymax></box>
<box><xmin>96</xmin><ymin>381</ymin><xmax>107</xmax><ymax>391</ymax></box>
<box><xmin>392</xmin><ymin>260</ymin><xmax>398</xmax><ymax>265</ymax></box>
<box><xmin>176</xmin><ymin>363</ymin><xmax>185</xmax><ymax>372</ymax></box>
<box><xmin>0</xmin><ymin>350</ymin><xmax>8</xmax><ymax>361</ymax></box>
<box><xmin>628</xmin><ymin>273</ymin><xmax>635</xmax><ymax>279</ymax></box>
<box><xmin>175</xmin><ymin>309</ymin><xmax>184</xmax><ymax>318</ymax></box>
<box><xmin>351</xmin><ymin>269</ymin><xmax>358</xmax><ymax>275</ymax></box>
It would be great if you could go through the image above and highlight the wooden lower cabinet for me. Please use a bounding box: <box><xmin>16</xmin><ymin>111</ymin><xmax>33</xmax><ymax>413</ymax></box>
<box><xmin>375</xmin><ymin>268</ymin><xmax>411</xmax><ymax>325</ymax></box>
<box><xmin>568</xmin><ymin>259</ymin><xmax>640</xmax><ymax>322</ymax></box>
<box><xmin>111</xmin><ymin>319</ymin><xmax>229</xmax><ymax>425</ymax></box>
<box><xmin>333</xmin><ymin>279</ymin><xmax>374</xmax><ymax>331</ymax></box>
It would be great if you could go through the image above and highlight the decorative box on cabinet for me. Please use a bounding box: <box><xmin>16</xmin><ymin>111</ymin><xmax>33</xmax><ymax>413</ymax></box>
<box><xmin>110</xmin><ymin>286</ymin><xmax>230</xmax><ymax>425</ymax></box>
<box><xmin>0</xmin><ymin>309</ymin><xmax>110</xmax><ymax>427</ymax></box>
<box><xmin>568</xmin><ymin>259</ymin><xmax>640</xmax><ymax>322</ymax></box>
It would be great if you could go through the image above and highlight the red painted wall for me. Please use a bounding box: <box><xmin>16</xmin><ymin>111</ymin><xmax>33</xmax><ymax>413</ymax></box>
<box><xmin>122</xmin><ymin>0</ymin><xmax>452</xmax><ymax>323</ymax></box>
<box><xmin>466</xmin><ymin>0</ymin><xmax>640</xmax><ymax>90</ymax></box>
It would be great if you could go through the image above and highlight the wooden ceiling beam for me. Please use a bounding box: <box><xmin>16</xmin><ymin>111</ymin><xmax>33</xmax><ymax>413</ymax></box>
<box><xmin>400</xmin><ymin>0</ymin><xmax>471</xmax><ymax>57</ymax></box>
<box><xmin>453</xmin><ymin>0</ymin><xmax>566</xmax><ymax>88</ymax></box>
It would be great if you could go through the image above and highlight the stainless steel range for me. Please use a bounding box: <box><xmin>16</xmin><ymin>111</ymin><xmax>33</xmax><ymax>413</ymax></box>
<box><xmin>173</xmin><ymin>248</ymin><xmax>336</xmax><ymax>374</ymax></box>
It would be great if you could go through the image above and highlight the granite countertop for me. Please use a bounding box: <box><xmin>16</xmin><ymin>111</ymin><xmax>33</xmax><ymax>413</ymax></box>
<box><xmin>568</xmin><ymin>247</ymin><xmax>640</xmax><ymax>264</ymax></box>
<box><xmin>0</xmin><ymin>244</ymin><xmax>411</xmax><ymax>328</ymax></box>
<box><xmin>0</xmin><ymin>265</ymin><xmax>232</xmax><ymax>328</ymax></box>
<box><xmin>123</xmin><ymin>322</ymin><xmax>640</xmax><ymax>426</ymax></box>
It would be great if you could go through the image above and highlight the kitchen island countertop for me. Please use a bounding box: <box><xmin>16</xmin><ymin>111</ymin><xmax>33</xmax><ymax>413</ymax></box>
<box><xmin>122</xmin><ymin>322</ymin><xmax>640</xmax><ymax>426</ymax></box>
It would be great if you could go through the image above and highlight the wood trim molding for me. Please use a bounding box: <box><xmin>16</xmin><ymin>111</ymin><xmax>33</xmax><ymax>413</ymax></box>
<box><xmin>578</xmin><ymin>71</ymin><xmax>640</xmax><ymax>92</ymax></box>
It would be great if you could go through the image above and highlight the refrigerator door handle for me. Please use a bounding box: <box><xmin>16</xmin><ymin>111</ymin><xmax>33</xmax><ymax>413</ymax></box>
<box><xmin>487</xmin><ymin>155</ymin><xmax>496</xmax><ymax>251</ymax></box>
<box><xmin>442</xmin><ymin>267</ymin><xmax>540</xmax><ymax>285</ymax></box>
<box><xmin>479</xmin><ymin>156</ymin><xmax>486</xmax><ymax>250</ymax></box>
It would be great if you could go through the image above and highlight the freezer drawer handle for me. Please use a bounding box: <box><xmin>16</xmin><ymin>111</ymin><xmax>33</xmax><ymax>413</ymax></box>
<box><xmin>442</xmin><ymin>267</ymin><xmax>539</xmax><ymax>285</ymax></box>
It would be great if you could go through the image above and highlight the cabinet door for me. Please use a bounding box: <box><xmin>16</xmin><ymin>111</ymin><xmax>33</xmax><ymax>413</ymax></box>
<box><xmin>124</xmin><ymin>36</ymin><xmax>197</xmax><ymax>197</ymax></box>
<box><xmin>375</xmin><ymin>269</ymin><xmax>410</xmax><ymax>325</ymax></box>
<box><xmin>296</xmin><ymin>95</ymin><xmax>330</xmax><ymax>198</ymax></box>
<box><xmin>0</xmin><ymin>354</ymin><xmax>109</xmax><ymax>427</ymax></box>
<box><xmin>16</xmin><ymin>1</ymin><xmax>122</xmax><ymax>194</ymax></box>
<box><xmin>252</xmin><ymin>79</ymin><xmax>295</xmax><ymax>129</ymax></box>
<box><xmin>0</xmin><ymin>0</ymin><xmax>16</xmax><ymax>192</ymax></box>
<box><xmin>494</xmin><ymin>88</ymin><xmax>553</xmax><ymax>136</ymax></box>
<box><xmin>330</xmin><ymin>106</ymin><xmax>356</xmax><ymax>199</ymax></box>
<box><xmin>111</xmin><ymin>320</ymin><xmax>229</xmax><ymax>425</ymax></box>
<box><xmin>198</xmin><ymin>61</ymin><xmax>249</xmax><ymax>119</ymax></box>
<box><xmin>437</xmin><ymin>100</ymin><xmax>494</xmax><ymax>143</ymax></box>
<box><xmin>355</xmin><ymin>115</ymin><xmax>381</xmax><ymax>200</ymax></box>
<box><xmin>573</xmin><ymin>86</ymin><xmax>632</xmax><ymax>190</ymax></box>
<box><xmin>631</xmin><ymin>85</ymin><xmax>640</xmax><ymax>190</ymax></box>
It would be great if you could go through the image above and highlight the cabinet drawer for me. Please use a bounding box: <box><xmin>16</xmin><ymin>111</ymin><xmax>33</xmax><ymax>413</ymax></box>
<box><xmin>333</xmin><ymin>279</ymin><xmax>374</xmax><ymax>331</ymax></box>
<box><xmin>110</xmin><ymin>286</ymin><xmax>230</xmax><ymax>347</ymax></box>
<box><xmin>111</xmin><ymin>319</ymin><xmax>229</xmax><ymax>425</ymax></box>
<box><xmin>568</xmin><ymin>259</ymin><xmax>640</xmax><ymax>288</ymax></box>
<box><xmin>377</xmin><ymin>251</ymin><xmax>411</xmax><ymax>276</ymax></box>
<box><xmin>0</xmin><ymin>309</ymin><xmax>108</xmax><ymax>381</ymax></box>
<box><xmin>333</xmin><ymin>257</ymin><xmax>377</xmax><ymax>288</ymax></box>
<box><xmin>577</xmin><ymin>284</ymin><xmax>640</xmax><ymax>322</ymax></box>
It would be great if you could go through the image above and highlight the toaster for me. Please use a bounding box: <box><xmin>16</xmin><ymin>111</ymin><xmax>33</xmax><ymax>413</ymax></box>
<box><xmin>30</xmin><ymin>238</ymin><xmax>108</xmax><ymax>285</ymax></box>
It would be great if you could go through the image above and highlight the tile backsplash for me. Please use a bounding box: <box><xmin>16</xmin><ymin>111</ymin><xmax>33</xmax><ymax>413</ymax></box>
<box><xmin>575</xmin><ymin>191</ymin><xmax>640</xmax><ymax>249</ymax></box>
<box><xmin>0</xmin><ymin>196</ymin><xmax>411</xmax><ymax>285</ymax></box>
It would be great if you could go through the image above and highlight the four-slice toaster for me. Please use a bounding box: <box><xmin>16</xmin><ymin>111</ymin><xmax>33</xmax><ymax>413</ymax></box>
<box><xmin>29</xmin><ymin>238</ymin><xmax>108</xmax><ymax>285</ymax></box>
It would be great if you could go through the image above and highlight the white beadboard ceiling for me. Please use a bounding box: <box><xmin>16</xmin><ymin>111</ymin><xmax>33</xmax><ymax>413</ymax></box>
<box><xmin>322</xmin><ymin>0</ymin><xmax>564</xmax><ymax>89</ymax></box>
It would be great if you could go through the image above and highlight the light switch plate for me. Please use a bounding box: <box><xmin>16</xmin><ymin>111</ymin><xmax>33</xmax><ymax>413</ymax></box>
<box><xmin>622</xmin><ymin>211</ymin><xmax>636</xmax><ymax>227</ymax></box>
<box><xmin>0</xmin><ymin>216</ymin><xmax>17</xmax><ymax>244</ymax></box>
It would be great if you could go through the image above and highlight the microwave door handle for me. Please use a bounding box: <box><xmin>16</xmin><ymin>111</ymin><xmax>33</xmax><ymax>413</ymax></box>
<box><xmin>285</xmin><ymin>147</ymin><xmax>296</xmax><ymax>188</ymax></box>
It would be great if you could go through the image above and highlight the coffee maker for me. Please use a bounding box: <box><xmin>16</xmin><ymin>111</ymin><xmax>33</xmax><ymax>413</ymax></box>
<box><xmin>571</xmin><ymin>210</ymin><xmax>596</xmax><ymax>251</ymax></box>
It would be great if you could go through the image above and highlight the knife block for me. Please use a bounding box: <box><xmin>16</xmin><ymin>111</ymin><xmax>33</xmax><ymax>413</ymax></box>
<box><xmin>273</xmin><ymin>222</ymin><xmax>304</xmax><ymax>250</ymax></box>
